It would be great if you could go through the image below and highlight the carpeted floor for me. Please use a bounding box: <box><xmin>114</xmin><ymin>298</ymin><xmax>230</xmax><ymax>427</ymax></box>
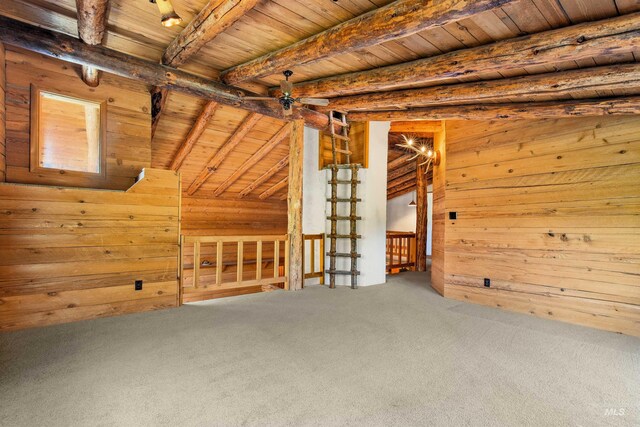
<box><xmin>1</xmin><ymin>272</ymin><xmax>638</xmax><ymax>426</ymax></box>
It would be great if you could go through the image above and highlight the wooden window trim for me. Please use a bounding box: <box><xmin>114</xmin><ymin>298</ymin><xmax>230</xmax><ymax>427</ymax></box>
<box><xmin>29</xmin><ymin>84</ymin><xmax>107</xmax><ymax>180</ymax></box>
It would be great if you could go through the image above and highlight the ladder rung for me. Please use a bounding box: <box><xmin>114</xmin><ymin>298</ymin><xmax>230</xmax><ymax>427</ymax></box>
<box><xmin>332</xmin><ymin>120</ymin><xmax>348</xmax><ymax>127</ymax></box>
<box><xmin>324</xmin><ymin>164</ymin><xmax>362</xmax><ymax>170</ymax></box>
<box><xmin>326</xmin><ymin>270</ymin><xmax>361</xmax><ymax>275</ymax></box>
<box><xmin>328</xmin><ymin>180</ymin><xmax>361</xmax><ymax>184</ymax></box>
<box><xmin>326</xmin><ymin>216</ymin><xmax>362</xmax><ymax>220</ymax></box>
<box><xmin>327</xmin><ymin>252</ymin><xmax>361</xmax><ymax>258</ymax></box>
<box><xmin>334</xmin><ymin>148</ymin><xmax>352</xmax><ymax>154</ymax></box>
<box><xmin>332</xmin><ymin>134</ymin><xmax>350</xmax><ymax>141</ymax></box>
<box><xmin>327</xmin><ymin>198</ymin><xmax>362</xmax><ymax>202</ymax></box>
<box><xmin>328</xmin><ymin>234</ymin><xmax>362</xmax><ymax>239</ymax></box>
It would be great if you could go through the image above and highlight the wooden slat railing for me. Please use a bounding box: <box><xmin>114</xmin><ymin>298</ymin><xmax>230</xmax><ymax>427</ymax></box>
<box><xmin>181</xmin><ymin>235</ymin><xmax>290</xmax><ymax>295</ymax></box>
<box><xmin>386</xmin><ymin>231</ymin><xmax>416</xmax><ymax>273</ymax></box>
<box><xmin>303</xmin><ymin>233</ymin><xmax>325</xmax><ymax>284</ymax></box>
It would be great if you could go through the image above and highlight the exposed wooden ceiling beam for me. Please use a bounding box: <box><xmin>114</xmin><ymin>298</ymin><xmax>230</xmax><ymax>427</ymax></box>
<box><xmin>220</xmin><ymin>0</ymin><xmax>517</xmax><ymax>85</ymax></box>
<box><xmin>0</xmin><ymin>16</ymin><xmax>330</xmax><ymax>131</ymax></box>
<box><xmin>170</xmin><ymin>101</ymin><xmax>219</xmax><ymax>171</ymax></box>
<box><xmin>390</xmin><ymin>121</ymin><xmax>442</xmax><ymax>134</ymax></box>
<box><xmin>163</xmin><ymin>0</ymin><xmax>260</xmax><ymax>67</ymax></box>
<box><xmin>387</xmin><ymin>153</ymin><xmax>414</xmax><ymax>170</ymax></box>
<box><xmin>388</xmin><ymin>171</ymin><xmax>417</xmax><ymax>190</ymax></box>
<box><xmin>388</xmin><ymin>161</ymin><xmax>416</xmax><ymax>181</ymax></box>
<box><xmin>239</xmin><ymin>155</ymin><xmax>289</xmax><ymax>198</ymax></box>
<box><xmin>152</xmin><ymin>0</ymin><xmax>260</xmax><ymax>135</ymax></box>
<box><xmin>259</xmin><ymin>176</ymin><xmax>288</xmax><ymax>200</ymax></box>
<box><xmin>387</xmin><ymin>178</ymin><xmax>417</xmax><ymax>197</ymax></box>
<box><xmin>186</xmin><ymin>113</ymin><xmax>263</xmax><ymax>195</ymax></box>
<box><xmin>388</xmin><ymin>184</ymin><xmax>417</xmax><ymax>200</ymax></box>
<box><xmin>288</xmin><ymin>12</ymin><xmax>640</xmax><ymax>98</ymax></box>
<box><xmin>328</xmin><ymin>64</ymin><xmax>640</xmax><ymax>111</ymax></box>
<box><xmin>212</xmin><ymin>123</ymin><xmax>290</xmax><ymax>196</ymax></box>
<box><xmin>76</xmin><ymin>0</ymin><xmax>109</xmax><ymax>87</ymax></box>
<box><xmin>350</xmin><ymin>97</ymin><xmax>640</xmax><ymax>121</ymax></box>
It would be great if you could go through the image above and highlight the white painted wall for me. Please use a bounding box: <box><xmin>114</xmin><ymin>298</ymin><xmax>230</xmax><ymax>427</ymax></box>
<box><xmin>302</xmin><ymin>122</ymin><xmax>389</xmax><ymax>287</ymax></box>
<box><xmin>386</xmin><ymin>186</ymin><xmax>433</xmax><ymax>255</ymax></box>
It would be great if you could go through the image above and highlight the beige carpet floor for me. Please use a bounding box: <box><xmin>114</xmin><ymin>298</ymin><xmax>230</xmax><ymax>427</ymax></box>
<box><xmin>1</xmin><ymin>272</ymin><xmax>638</xmax><ymax>426</ymax></box>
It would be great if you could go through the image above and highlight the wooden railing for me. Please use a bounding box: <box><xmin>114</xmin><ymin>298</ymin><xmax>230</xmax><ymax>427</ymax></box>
<box><xmin>386</xmin><ymin>231</ymin><xmax>416</xmax><ymax>273</ymax></box>
<box><xmin>181</xmin><ymin>235</ymin><xmax>290</xmax><ymax>293</ymax></box>
<box><xmin>303</xmin><ymin>233</ymin><xmax>325</xmax><ymax>284</ymax></box>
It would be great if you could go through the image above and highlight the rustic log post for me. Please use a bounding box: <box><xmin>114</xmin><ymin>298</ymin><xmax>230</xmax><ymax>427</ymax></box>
<box><xmin>416</xmin><ymin>158</ymin><xmax>428</xmax><ymax>272</ymax></box>
<box><xmin>287</xmin><ymin>120</ymin><xmax>304</xmax><ymax>291</ymax></box>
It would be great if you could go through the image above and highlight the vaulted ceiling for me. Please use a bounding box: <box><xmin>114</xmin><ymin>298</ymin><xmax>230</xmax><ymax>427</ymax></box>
<box><xmin>1</xmin><ymin>0</ymin><xmax>638</xmax><ymax>200</ymax></box>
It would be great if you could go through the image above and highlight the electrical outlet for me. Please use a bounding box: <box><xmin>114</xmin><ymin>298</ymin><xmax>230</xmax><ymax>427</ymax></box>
<box><xmin>135</xmin><ymin>280</ymin><xmax>143</xmax><ymax>291</ymax></box>
<box><xmin>449</xmin><ymin>211</ymin><xmax>457</xmax><ymax>220</ymax></box>
<box><xmin>484</xmin><ymin>278</ymin><xmax>490</xmax><ymax>288</ymax></box>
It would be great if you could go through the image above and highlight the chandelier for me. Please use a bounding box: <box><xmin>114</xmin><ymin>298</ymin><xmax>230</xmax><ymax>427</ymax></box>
<box><xmin>395</xmin><ymin>134</ymin><xmax>441</xmax><ymax>173</ymax></box>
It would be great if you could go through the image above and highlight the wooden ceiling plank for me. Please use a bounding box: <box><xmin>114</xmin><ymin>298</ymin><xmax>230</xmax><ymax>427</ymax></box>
<box><xmin>289</xmin><ymin>12</ymin><xmax>640</xmax><ymax>98</ymax></box>
<box><xmin>186</xmin><ymin>112</ymin><xmax>263</xmax><ymax>195</ymax></box>
<box><xmin>212</xmin><ymin>123</ymin><xmax>290</xmax><ymax>196</ymax></box>
<box><xmin>259</xmin><ymin>176</ymin><xmax>288</xmax><ymax>200</ymax></box>
<box><xmin>239</xmin><ymin>155</ymin><xmax>289</xmax><ymax>198</ymax></box>
<box><xmin>349</xmin><ymin>96</ymin><xmax>640</xmax><ymax>121</ymax></box>
<box><xmin>170</xmin><ymin>101</ymin><xmax>220</xmax><ymax>171</ymax></box>
<box><xmin>220</xmin><ymin>0</ymin><xmax>519</xmax><ymax>84</ymax></box>
<box><xmin>163</xmin><ymin>0</ymin><xmax>261</xmax><ymax>67</ymax></box>
<box><xmin>387</xmin><ymin>153</ymin><xmax>414</xmax><ymax>170</ymax></box>
<box><xmin>387</xmin><ymin>161</ymin><xmax>417</xmax><ymax>181</ymax></box>
<box><xmin>76</xmin><ymin>0</ymin><xmax>109</xmax><ymax>87</ymax></box>
<box><xmin>388</xmin><ymin>185</ymin><xmax>417</xmax><ymax>200</ymax></box>
<box><xmin>0</xmin><ymin>15</ymin><xmax>330</xmax><ymax>131</ymax></box>
<box><xmin>328</xmin><ymin>63</ymin><xmax>640</xmax><ymax>111</ymax></box>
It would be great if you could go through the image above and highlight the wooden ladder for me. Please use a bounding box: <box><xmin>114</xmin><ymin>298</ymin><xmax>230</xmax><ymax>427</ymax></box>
<box><xmin>325</xmin><ymin>111</ymin><xmax>361</xmax><ymax>289</ymax></box>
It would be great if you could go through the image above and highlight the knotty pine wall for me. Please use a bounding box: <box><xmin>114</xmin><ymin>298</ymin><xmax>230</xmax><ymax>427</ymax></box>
<box><xmin>437</xmin><ymin>116</ymin><xmax>640</xmax><ymax>336</ymax></box>
<box><xmin>4</xmin><ymin>48</ymin><xmax>151</xmax><ymax>190</ymax></box>
<box><xmin>180</xmin><ymin>196</ymin><xmax>288</xmax><ymax>300</ymax></box>
<box><xmin>0</xmin><ymin>42</ymin><xmax>6</xmax><ymax>181</ymax></box>
<box><xmin>0</xmin><ymin>169</ymin><xmax>180</xmax><ymax>331</ymax></box>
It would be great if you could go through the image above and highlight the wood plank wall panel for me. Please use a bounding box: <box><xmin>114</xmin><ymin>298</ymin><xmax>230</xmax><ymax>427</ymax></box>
<box><xmin>0</xmin><ymin>41</ymin><xmax>5</xmax><ymax>182</ymax></box>
<box><xmin>180</xmin><ymin>196</ymin><xmax>287</xmax><ymax>300</ymax></box>
<box><xmin>442</xmin><ymin>116</ymin><xmax>640</xmax><ymax>336</ymax></box>
<box><xmin>4</xmin><ymin>48</ymin><xmax>151</xmax><ymax>190</ymax></box>
<box><xmin>0</xmin><ymin>169</ymin><xmax>180</xmax><ymax>331</ymax></box>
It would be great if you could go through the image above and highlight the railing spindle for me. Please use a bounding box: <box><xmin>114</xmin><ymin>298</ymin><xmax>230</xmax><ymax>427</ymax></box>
<box><xmin>193</xmin><ymin>241</ymin><xmax>200</xmax><ymax>289</ymax></box>
<box><xmin>256</xmin><ymin>240</ymin><xmax>262</xmax><ymax>281</ymax></box>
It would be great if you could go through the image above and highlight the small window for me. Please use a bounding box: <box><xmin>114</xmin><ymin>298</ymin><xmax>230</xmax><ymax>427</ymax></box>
<box><xmin>30</xmin><ymin>86</ymin><xmax>106</xmax><ymax>177</ymax></box>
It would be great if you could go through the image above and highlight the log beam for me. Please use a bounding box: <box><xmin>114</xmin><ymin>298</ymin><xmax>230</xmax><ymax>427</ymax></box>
<box><xmin>170</xmin><ymin>101</ymin><xmax>219</xmax><ymax>171</ymax></box>
<box><xmin>153</xmin><ymin>0</ymin><xmax>260</xmax><ymax>133</ymax></box>
<box><xmin>387</xmin><ymin>153</ymin><xmax>414</xmax><ymax>170</ymax></box>
<box><xmin>288</xmin><ymin>12</ymin><xmax>640</xmax><ymax>98</ymax></box>
<box><xmin>212</xmin><ymin>123</ymin><xmax>290</xmax><ymax>196</ymax></box>
<box><xmin>220</xmin><ymin>0</ymin><xmax>517</xmax><ymax>85</ymax></box>
<box><xmin>287</xmin><ymin>120</ymin><xmax>304</xmax><ymax>291</ymax></box>
<box><xmin>259</xmin><ymin>176</ymin><xmax>288</xmax><ymax>200</ymax></box>
<box><xmin>76</xmin><ymin>0</ymin><xmax>109</xmax><ymax>87</ymax></box>
<box><xmin>163</xmin><ymin>0</ymin><xmax>261</xmax><ymax>67</ymax></box>
<box><xmin>348</xmin><ymin>97</ymin><xmax>640</xmax><ymax>121</ymax></box>
<box><xmin>187</xmin><ymin>113</ymin><xmax>262</xmax><ymax>195</ymax></box>
<box><xmin>388</xmin><ymin>185</ymin><xmax>417</xmax><ymax>200</ymax></box>
<box><xmin>328</xmin><ymin>64</ymin><xmax>640</xmax><ymax>111</ymax></box>
<box><xmin>388</xmin><ymin>161</ymin><xmax>417</xmax><ymax>182</ymax></box>
<box><xmin>416</xmin><ymin>159</ymin><xmax>428</xmax><ymax>272</ymax></box>
<box><xmin>0</xmin><ymin>16</ymin><xmax>330</xmax><ymax>131</ymax></box>
<box><xmin>239</xmin><ymin>155</ymin><xmax>289</xmax><ymax>198</ymax></box>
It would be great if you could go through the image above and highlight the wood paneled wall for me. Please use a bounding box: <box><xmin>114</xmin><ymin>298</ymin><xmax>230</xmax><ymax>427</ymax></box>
<box><xmin>0</xmin><ymin>42</ymin><xmax>6</xmax><ymax>182</ymax></box>
<box><xmin>181</xmin><ymin>196</ymin><xmax>287</xmax><ymax>236</ymax></box>
<box><xmin>4</xmin><ymin>48</ymin><xmax>151</xmax><ymax>190</ymax></box>
<box><xmin>180</xmin><ymin>196</ymin><xmax>288</xmax><ymax>299</ymax></box>
<box><xmin>0</xmin><ymin>169</ymin><xmax>180</xmax><ymax>331</ymax></box>
<box><xmin>439</xmin><ymin>116</ymin><xmax>640</xmax><ymax>336</ymax></box>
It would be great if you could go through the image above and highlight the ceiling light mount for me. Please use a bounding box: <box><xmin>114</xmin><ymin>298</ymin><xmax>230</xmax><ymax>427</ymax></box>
<box><xmin>150</xmin><ymin>0</ymin><xmax>183</xmax><ymax>27</ymax></box>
